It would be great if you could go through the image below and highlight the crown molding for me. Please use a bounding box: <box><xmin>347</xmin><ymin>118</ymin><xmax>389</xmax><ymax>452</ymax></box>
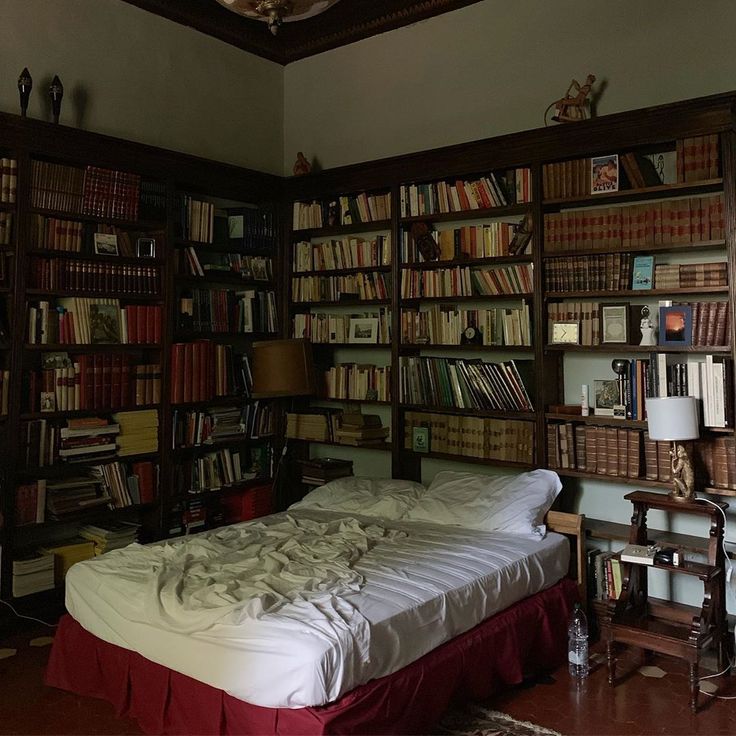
<box><xmin>120</xmin><ymin>0</ymin><xmax>484</xmax><ymax>64</ymax></box>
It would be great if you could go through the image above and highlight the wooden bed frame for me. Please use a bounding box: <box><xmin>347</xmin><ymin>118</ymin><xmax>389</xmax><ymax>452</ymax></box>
<box><xmin>547</xmin><ymin>510</ymin><xmax>587</xmax><ymax>603</ymax></box>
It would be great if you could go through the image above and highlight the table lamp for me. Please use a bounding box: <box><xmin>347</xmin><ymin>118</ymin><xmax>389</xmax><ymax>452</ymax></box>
<box><xmin>251</xmin><ymin>339</ymin><xmax>316</xmax><ymax>511</ymax></box>
<box><xmin>645</xmin><ymin>396</ymin><xmax>700</xmax><ymax>502</ymax></box>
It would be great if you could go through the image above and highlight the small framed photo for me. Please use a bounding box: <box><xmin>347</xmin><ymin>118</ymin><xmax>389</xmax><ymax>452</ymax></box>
<box><xmin>659</xmin><ymin>305</ymin><xmax>692</xmax><ymax>346</ymax></box>
<box><xmin>550</xmin><ymin>321</ymin><xmax>580</xmax><ymax>345</ymax></box>
<box><xmin>348</xmin><ymin>317</ymin><xmax>379</xmax><ymax>344</ymax></box>
<box><xmin>136</xmin><ymin>237</ymin><xmax>156</xmax><ymax>258</ymax></box>
<box><xmin>600</xmin><ymin>303</ymin><xmax>629</xmax><ymax>344</ymax></box>
<box><xmin>591</xmin><ymin>154</ymin><xmax>619</xmax><ymax>194</ymax></box>
<box><xmin>93</xmin><ymin>233</ymin><xmax>119</xmax><ymax>256</ymax></box>
<box><xmin>631</xmin><ymin>255</ymin><xmax>654</xmax><ymax>290</ymax></box>
<box><xmin>412</xmin><ymin>426</ymin><xmax>430</xmax><ymax>453</ymax></box>
<box><xmin>593</xmin><ymin>379</ymin><xmax>620</xmax><ymax>417</ymax></box>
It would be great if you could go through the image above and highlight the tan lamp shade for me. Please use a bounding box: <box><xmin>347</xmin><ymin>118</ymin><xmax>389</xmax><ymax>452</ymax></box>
<box><xmin>251</xmin><ymin>339</ymin><xmax>316</xmax><ymax>398</ymax></box>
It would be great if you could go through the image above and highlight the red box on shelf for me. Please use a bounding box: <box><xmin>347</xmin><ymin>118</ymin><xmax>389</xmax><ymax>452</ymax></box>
<box><xmin>222</xmin><ymin>483</ymin><xmax>272</xmax><ymax>523</ymax></box>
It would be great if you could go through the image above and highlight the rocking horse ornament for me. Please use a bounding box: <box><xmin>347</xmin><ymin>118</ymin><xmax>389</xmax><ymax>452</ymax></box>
<box><xmin>545</xmin><ymin>74</ymin><xmax>596</xmax><ymax>125</ymax></box>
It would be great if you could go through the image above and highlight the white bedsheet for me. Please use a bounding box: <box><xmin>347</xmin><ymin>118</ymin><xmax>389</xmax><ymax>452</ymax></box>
<box><xmin>65</xmin><ymin>509</ymin><xmax>569</xmax><ymax>709</ymax></box>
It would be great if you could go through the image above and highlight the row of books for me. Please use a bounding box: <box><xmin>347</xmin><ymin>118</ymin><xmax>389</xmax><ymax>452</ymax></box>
<box><xmin>172</xmin><ymin>403</ymin><xmax>273</xmax><ymax>447</ymax></box>
<box><xmin>545</xmin><ymin>253</ymin><xmax>632</xmax><ymax>292</ymax></box>
<box><xmin>543</xmin><ymin>194</ymin><xmax>725</xmax><ymax>252</ymax></box>
<box><xmin>297</xmin><ymin>457</ymin><xmax>353</xmax><ymax>486</ymax></box>
<box><xmin>11</xmin><ymin>551</ymin><xmax>55</xmax><ymax>597</ymax></box>
<box><xmin>589</xmin><ymin>550</ymin><xmax>623</xmax><ymax>602</ymax></box>
<box><xmin>28</xmin><ymin>357</ymin><xmax>161</xmax><ymax>414</ymax></box>
<box><xmin>82</xmin><ymin>166</ymin><xmax>141</xmax><ymax>221</ymax></box>
<box><xmin>170</xmin><ymin>341</ymin><xmax>253</xmax><ymax>404</ymax></box>
<box><xmin>27</xmin><ymin>300</ymin><xmax>162</xmax><ymax>345</ymax></box>
<box><xmin>323</xmin><ymin>363</ymin><xmax>391</xmax><ymax>402</ymax></box>
<box><xmin>400</xmin><ymin>220</ymin><xmax>531</xmax><ymax>262</ymax></box>
<box><xmin>403</xmin><ymin>411</ymin><xmax>534</xmax><ymax>463</ymax></box>
<box><xmin>57</xmin><ymin>418</ymin><xmax>120</xmax><ymax>463</ymax></box>
<box><xmin>543</xmin><ymin>158</ymin><xmax>598</xmax><ymax>199</ymax></box>
<box><xmin>399</xmin><ymin>357</ymin><xmax>533</xmax><ymax>412</ymax></box>
<box><xmin>292</xmin><ymin>309</ymin><xmax>391</xmax><ymax>344</ymax></box>
<box><xmin>678</xmin><ymin>134</ymin><xmax>720</xmax><ymax>182</ymax></box>
<box><xmin>79</xmin><ymin>520</ymin><xmax>140</xmax><ymax>555</ymax></box>
<box><xmin>292</xmin><ymin>191</ymin><xmax>391</xmax><ymax>230</ymax></box>
<box><xmin>285</xmin><ymin>410</ymin><xmax>389</xmax><ymax>447</ymax></box>
<box><xmin>93</xmin><ymin>460</ymin><xmax>157</xmax><ymax>508</ymax></box>
<box><xmin>0</xmin><ymin>210</ymin><xmax>12</xmax><ymax>245</ymax></box>
<box><xmin>400</xmin><ymin>303</ymin><xmax>531</xmax><ymax>346</ymax></box>
<box><xmin>399</xmin><ymin>168</ymin><xmax>531</xmax><ymax>218</ymax></box>
<box><xmin>179</xmin><ymin>195</ymin><xmax>215</xmax><ymax>243</ymax></box>
<box><xmin>291</xmin><ymin>272</ymin><xmax>390</xmax><ymax>302</ymax></box>
<box><xmin>180</xmin><ymin>248</ymin><xmax>273</xmax><ymax>281</ymax></box>
<box><xmin>293</xmin><ymin>235</ymin><xmax>391</xmax><ymax>272</ymax></box>
<box><xmin>225</xmin><ymin>207</ymin><xmax>277</xmax><ymax>252</ymax></box>
<box><xmin>175</xmin><ymin>446</ymin><xmax>271</xmax><ymax>495</ymax></box>
<box><xmin>116</xmin><ymin>409</ymin><xmax>159</xmax><ymax>456</ymax></box>
<box><xmin>400</xmin><ymin>264</ymin><xmax>533</xmax><ymax>298</ymax></box>
<box><xmin>29</xmin><ymin>257</ymin><xmax>159</xmax><ymax>294</ymax></box>
<box><xmin>0</xmin><ymin>157</ymin><xmax>17</xmax><ymax>203</ymax></box>
<box><xmin>178</xmin><ymin>288</ymin><xmax>278</xmax><ymax>334</ymax></box>
<box><xmin>654</xmin><ymin>262</ymin><xmax>727</xmax><ymax>288</ymax></box>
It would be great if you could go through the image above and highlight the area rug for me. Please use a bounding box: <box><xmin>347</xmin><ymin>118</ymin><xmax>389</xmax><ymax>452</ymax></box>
<box><xmin>436</xmin><ymin>705</ymin><xmax>562</xmax><ymax>736</ymax></box>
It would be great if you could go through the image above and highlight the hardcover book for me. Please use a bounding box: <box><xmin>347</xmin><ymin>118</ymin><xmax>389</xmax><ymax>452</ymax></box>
<box><xmin>620</xmin><ymin>543</ymin><xmax>657</xmax><ymax>565</ymax></box>
<box><xmin>631</xmin><ymin>256</ymin><xmax>654</xmax><ymax>290</ymax></box>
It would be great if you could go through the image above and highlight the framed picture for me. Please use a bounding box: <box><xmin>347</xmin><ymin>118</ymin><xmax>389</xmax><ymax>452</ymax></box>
<box><xmin>89</xmin><ymin>304</ymin><xmax>121</xmax><ymax>344</ymax></box>
<box><xmin>659</xmin><ymin>305</ymin><xmax>692</xmax><ymax>346</ymax></box>
<box><xmin>628</xmin><ymin>304</ymin><xmax>657</xmax><ymax>347</ymax></box>
<box><xmin>550</xmin><ymin>321</ymin><xmax>580</xmax><ymax>345</ymax></box>
<box><xmin>631</xmin><ymin>256</ymin><xmax>654</xmax><ymax>290</ymax></box>
<box><xmin>348</xmin><ymin>317</ymin><xmax>379</xmax><ymax>344</ymax></box>
<box><xmin>412</xmin><ymin>426</ymin><xmax>430</xmax><ymax>453</ymax></box>
<box><xmin>591</xmin><ymin>154</ymin><xmax>619</xmax><ymax>194</ymax></box>
<box><xmin>136</xmin><ymin>237</ymin><xmax>156</xmax><ymax>258</ymax></box>
<box><xmin>600</xmin><ymin>303</ymin><xmax>629</xmax><ymax>344</ymax></box>
<box><xmin>93</xmin><ymin>233</ymin><xmax>119</xmax><ymax>256</ymax></box>
<box><xmin>593</xmin><ymin>379</ymin><xmax>620</xmax><ymax>417</ymax></box>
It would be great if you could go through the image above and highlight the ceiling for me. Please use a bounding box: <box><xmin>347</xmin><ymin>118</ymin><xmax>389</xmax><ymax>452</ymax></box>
<box><xmin>121</xmin><ymin>0</ymin><xmax>484</xmax><ymax>64</ymax></box>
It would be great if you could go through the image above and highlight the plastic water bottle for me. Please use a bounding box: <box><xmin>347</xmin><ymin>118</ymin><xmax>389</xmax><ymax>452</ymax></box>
<box><xmin>567</xmin><ymin>602</ymin><xmax>589</xmax><ymax>679</ymax></box>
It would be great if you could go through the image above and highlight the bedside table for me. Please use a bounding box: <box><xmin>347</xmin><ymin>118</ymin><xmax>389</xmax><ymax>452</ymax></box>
<box><xmin>600</xmin><ymin>491</ymin><xmax>732</xmax><ymax>713</ymax></box>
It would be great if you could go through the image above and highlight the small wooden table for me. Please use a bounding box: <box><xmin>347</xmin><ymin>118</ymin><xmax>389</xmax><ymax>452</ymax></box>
<box><xmin>601</xmin><ymin>491</ymin><xmax>732</xmax><ymax>713</ymax></box>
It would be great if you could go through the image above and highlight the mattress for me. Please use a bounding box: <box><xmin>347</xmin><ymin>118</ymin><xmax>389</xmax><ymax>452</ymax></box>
<box><xmin>64</xmin><ymin>509</ymin><xmax>568</xmax><ymax>709</ymax></box>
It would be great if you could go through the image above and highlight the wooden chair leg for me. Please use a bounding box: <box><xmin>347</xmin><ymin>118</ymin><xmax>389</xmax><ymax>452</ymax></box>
<box><xmin>689</xmin><ymin>662</ymin><xmax>698</xmax><ymax>713</ymax></box>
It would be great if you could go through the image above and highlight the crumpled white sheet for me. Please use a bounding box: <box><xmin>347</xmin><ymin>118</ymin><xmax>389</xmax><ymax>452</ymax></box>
<box><xmin>76</xmin><ymin>514</ymin><xmax>406</xmax><ymax>662</ymax></box>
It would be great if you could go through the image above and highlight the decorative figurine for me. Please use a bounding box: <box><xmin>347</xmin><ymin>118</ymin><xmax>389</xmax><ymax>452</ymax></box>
<box><xmin>18</xmin><ymin>68</ymin><xmax>32</xmax><ymax>118</ymax></box>
<box><xmin>293</xmin><ymin>152</ymin><xmax>311</xmax><ymax>176</ymax></box>
<box><xmin>670</xmin><ymin>443</ymin><xmax>696</xmax><ymax>502</ymax></box>
<box><xmin>410</xmin><ymin>221</ymin><xmax>439</xmax><ymax>262</ymax></box>
<box><xmin>545</xmin><ymin>74</ymin><xmax>596</xmax><ymax>125</ymax></box>
<box><xmin>49</xmin><ymin>75</ymin><xmax>64</xmax><ymax>124</ymax></box>
<box><xmin>638</xmin><ymin>305</ymin><xmax>657</xmax><ymax>346</ymax></box>
<box><xmin>326</xmin><ymin>200</ymin><xmax>340</xmax><ymax>227</ymax></box>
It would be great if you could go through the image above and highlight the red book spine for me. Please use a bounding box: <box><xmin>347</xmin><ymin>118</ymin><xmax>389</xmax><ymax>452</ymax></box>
<box><xmin>111</xmin><ymin>353</ymin><xmax>122</xmax><ymax>409</ymax></box>
<box><xmin>102</xmin><ymin>353</ymin><xmax>112</xmax><ymax>409</ymax></box>
<box><xmin>191</xmin><ymin>341</ymin><xmax>201</xmax><ymax>403</ymax></box>
<box><xmin>182</xmin><ymin>343</ymin><xmax>193</xmax><ymax>403</ymax></box>
<box><xmin>153</xmin><ymin>306</ymin><xmax>161</xmax><ymax>344</ymax></box>
<box><xmin>92</xmin><ymin>353</ymin><xmax>101</xmax><ymax>409</ymax></box>
<box><xmin>136</xmin><ymin>306</ymin><xmax>146</xmax><ymax>345</ymax></box>
<box><xmin>171</xmin><ymin>344</ymin><xmax>184</xmax><ymax>404</ymax></box>
<box><xmin>121</xmin><ymin>354</ymin><xmax>131</xmax><ymax>407</ymax></box>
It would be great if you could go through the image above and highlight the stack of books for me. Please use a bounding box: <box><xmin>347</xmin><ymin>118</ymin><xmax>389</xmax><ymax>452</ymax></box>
<box><xmin>39</xmin><ymin>538</ymin><xmax>96</xmax><ymax>583</ymax></box>
<box><xmin>15</xmin><ymin>480</ymin><xmax>47</xmax><ymax>525</ymax></box>
<box><xmin>78</xmin><ymin>520</ymin><xmax>140</xmax><ymax>555</ymax></box>
<box><xmin>59</xmin><ymin>418</ymin><xmax>120</xmax><ymax>463</ymax></box>
<box><xmin>286</xmin><ymin>410</ymin><xmax>340</xmax><ymax>442</ymax></box>
<box><xmin>334</xmin><ymin>413</ymin><xmax>389</xmax><ymax>447</ymax></box>
<box><xmin>297</xmin><ymin>458</ymin><xmax>354</xmax><ymax>486</ymax></box>
<box><xmin>45</xmin><ymin>475</ymin><xmax>111</xmax><ymax>519</ymax></box>
<box><xmin>113</xmin><ymin>409</ymin><xmax>159</xmax><ymax>456</ymax></box>
<box><xmin>12</xmin><ymin>552</ymin><xmax>55</xmax><ymax>597</ymax></box>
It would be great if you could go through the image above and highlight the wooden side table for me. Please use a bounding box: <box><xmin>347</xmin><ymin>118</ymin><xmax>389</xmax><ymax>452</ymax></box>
<box><xmin>601</xmin><ymin>491</ymin><xmax>732</xmax><ymax>713</ymax></box>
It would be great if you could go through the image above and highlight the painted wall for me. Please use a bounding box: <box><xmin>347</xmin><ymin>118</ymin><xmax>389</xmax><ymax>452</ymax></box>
<box><xmin>284</xmin><ymin>0</ymin><xmax>736</xmax><ymax>172</ymax></box>
<box><xmin>0</xmin><ymin>0</ymin><xmax>284</xmax><ymax>174</ymax></box>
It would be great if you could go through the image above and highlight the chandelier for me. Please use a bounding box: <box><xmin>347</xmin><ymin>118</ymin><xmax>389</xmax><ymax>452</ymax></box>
<box><xmin>215</xmin><ymin>0</ymin><xmax>342</xmax><ymax>35</ymax></box>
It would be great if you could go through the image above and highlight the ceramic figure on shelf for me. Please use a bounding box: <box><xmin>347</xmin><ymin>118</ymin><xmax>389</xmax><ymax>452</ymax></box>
<box><xmin>293</xmin><ymin>152</ymin><xmax>312</xmax><ymax>176</ymax></box>
<box><xmin>18</xmin><ymin>68</ymin><xmax>32</xmax><ymax>118</ymax></box>
<box><xmin>545</xmin><ymin>74</ymin><xmax>596</xmax><ymax>125</ymax></box>
<box><xmin>639</xmin><ymin>305</ymin><xmax>656</xmax><ymax>346</ymax></box>
<box><xmin>49</xmin><ymin>75</ymin><xmax>63</xmax><ymax>124</ymax></box>
<box><xmin>670</xmin><ymin>444</ymin><xmax>696</xmax><ymax>502</ymax></box>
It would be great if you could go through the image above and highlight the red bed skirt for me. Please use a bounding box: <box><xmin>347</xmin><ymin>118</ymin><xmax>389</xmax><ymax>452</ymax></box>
<box><xmin>45</xmin><ymin>577</ymin><xmax>576</xmax><ymax>735</ymax></box>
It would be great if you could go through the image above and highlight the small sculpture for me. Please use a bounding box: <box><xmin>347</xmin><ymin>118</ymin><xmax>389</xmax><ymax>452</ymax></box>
<box><xmin>326</xmin><ymin>200</ymin><xmax>340</xmax><ymax>227</ymax></box>
<box><xmin>411</xmin><ymin>222</ymin><xmax>439</xmax><ymax>262</ymax></box>
<box><xmin>18</xmin><ymin>68</ymin><xmax>32</xmax><ymax>118</ymax></box>
<box><xmin>293</xmin><ymin>152</ymin><xmax>311</xmax><ymax>176</ymax></box>
<box><xmin>545</xmin><ymin>74</ymin><xmax>596</xmax><ymax>125</ymax></box>
<box><xmin>670</xmin><ymin>443</ymin><xmax>696</xmax><ymax>502</ymax></box>
<box><xmin>49</xmin><ymin>75</ymin><xmax>64</xmax><ymax>124</ymax></box>
<box><xmin>638</xmin><ymin>305</ymin><xmax>656</xmax><ymax>346</ymax></box>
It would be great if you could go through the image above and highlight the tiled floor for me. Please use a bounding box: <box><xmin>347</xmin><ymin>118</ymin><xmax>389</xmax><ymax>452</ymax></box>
<box><xmin>1</xmin><ymin>624</ymin><xmax>736</xmax><ymax>735</ymax></box>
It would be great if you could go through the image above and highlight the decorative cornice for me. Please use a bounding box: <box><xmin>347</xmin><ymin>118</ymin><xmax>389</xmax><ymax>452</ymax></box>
<box><xmin>119</xmin><ymin>0</ymin><xmax>485</xmax><ymax>64</ymax></box>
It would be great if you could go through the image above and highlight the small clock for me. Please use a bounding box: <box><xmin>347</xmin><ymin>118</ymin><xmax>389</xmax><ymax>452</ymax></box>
<box><xmin>551</xmin><ymin>321</ymin><xmax>580</xmax><ymax>344</ymax></box>
<box><xmin>461</xmin><ymin>325</ymin><xmax>482</xmax><ymax>345</ymax></box>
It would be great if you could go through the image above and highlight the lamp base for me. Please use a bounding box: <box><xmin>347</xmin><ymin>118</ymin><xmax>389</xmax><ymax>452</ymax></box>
<box><xmin>668</xmin><ymin>441</ymin><xmax>697</xmax><ymax>504</ymax></box>
<box><xmin>668</xmin><ymin>488</ymin><xmax>697</xmax><ymax>504</ymax></box>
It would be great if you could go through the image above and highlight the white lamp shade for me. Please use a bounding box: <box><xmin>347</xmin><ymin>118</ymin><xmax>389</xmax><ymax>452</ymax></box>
<box><xmin>645</xmin><ymin>396</ymin><xmax>700</xmax><ymax>441</ymax></box>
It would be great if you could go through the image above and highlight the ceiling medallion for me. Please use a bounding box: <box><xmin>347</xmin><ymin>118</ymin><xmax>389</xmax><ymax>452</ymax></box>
<box><xmin>215</xmin><ymin>0</ymin><xmax>341</xmax><ymax>35</ymax></box>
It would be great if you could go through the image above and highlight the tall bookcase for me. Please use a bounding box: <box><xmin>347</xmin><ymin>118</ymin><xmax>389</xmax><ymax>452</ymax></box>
<box><xmin>0</xmin><ymin>113</ymin><xmax>280</xmax><ymax>611</ymax></box>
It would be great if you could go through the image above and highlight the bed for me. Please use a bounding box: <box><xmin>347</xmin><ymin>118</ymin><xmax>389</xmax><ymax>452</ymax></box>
<box><xmin>45</xmin><ymin>469</ymin><xmax>583</xmax><ymax>735</ymax></box>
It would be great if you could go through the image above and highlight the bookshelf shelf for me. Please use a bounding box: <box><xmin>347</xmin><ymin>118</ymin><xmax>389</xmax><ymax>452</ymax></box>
<box><xmin>23</xmin><ymin>343</ymin><xmax>161</xmax><ymax>352</ymax></box>
<box><xmin>16</xmin><ymin>452</ymin><xmax>161</xmax><ymax>479</ymax></box>
<box><xmin>293</xmin><ymin>219</ymin><xmax>392</xmax><ymax>239</ymax></box>
<box><xmin>545</xmin><ymin>413</ymin><xmax>646</xmax><ymax>428</ymax></box>
<box><xmin>400</xmin><ymin>204</ymin><xmax>528</xmax><ymax>225</ymax></box>
<box><xmin>13</xmin><ymin>500</ymin><xmax>159</xmax><ymax>532</ymax></box>
<box><xmin>293</xmin><ymin>438</ymin><xmax>392</xmax><ymax>452</ymax></box>
<box><xmin>542</xmin><ymin>239</ymin><xmax>726</xmax><ymax>259</ymax></box>
<box><xmin>291</xmin><ymin>299</ymin><xmax>391</xmax><ymax>309</ymax></box>
<box><xmin>172</xmin><ymin>438</ymin><xmax>269</xmax><ymax>456</ymax></box>
<box><xmin>0</xmin><ymin>202</ymin><xmax>15</xmax><ymax>213</ymax></box>
<box><xmin>28</xmin><ymin>249</ymin><xmax>163</xmax><ymax>266</ymax></box>
<box><xmin>175</xmin><ymin>273</ymin><xmax>273</xmax><ymax>288</ymax></box>
<box><xmin>173</xmin><ymin>241</ymin><xmax>273</xmax><ymax>257</ymax></box>
<box><xmin>316</xmin><ymin>397</ymin><xmax>392</xmax><ymax>406</ymax></box>
<box><xmin>25</xmin><ymin>288</ymin><xmax>162</xmax><ymax>302</ymax></box>
<box><xmin>174</xmin><ymin>330</ymin><xmax>278</xmax><ymax>340</ymax></box>
<box><xmin>170</xmin><ymin>395</ymin><xmax>253</xmax><ymax>410</ymax></box>
<box><xmin>174</xmin><ymin>476</ymin><xmax>272</xmax><ymax>501</ymax></box>
<box><xmin>402</xmin><ymin>449</ymin><xmax>534</xmax><ymax>469</ymax></box>
<box><xmin>294</xmin><ymin>265</ymin><xmax>391</xmax><ymax>277</ymax></box>
<box><xmin>401</xmin><ymin>404</ymin><xmax>534</xmax><ymax>419</ymax></box>
<box><xmin>399</xmin><ymin>343</ymin><xmax>533</xmax><ymax>353</ymax></box>
<box><xmin>401</xmin><ymin>255</ymin><xmax>533</xmax><ymax>270</ymax></box>
<box><xmin>401</xmin><ymin>293</ymin><xmax>532</xmax><ymax>304</ymax></box>
<box><xmin>20</xmin><ymin>404</ymin><xmax>161</xmax><ymax>420</ymax></box>
<box><xmin>29</xmin><ymin>206</ymin><xmax>165</xmax><ymax>231</ymax></box>
<box><xmin>545</xmin><ymin>286</ymin><xmax>729</xmax><ymax>299</ymax></box>
<box><xmin>544</xmin><ymin>344</ymin><xmax>731</xmax><ymax>354</ymax></box>
<box><xmin>542</xmin><ymin>178</ymin><xmax>723</xmax><ymax>209</ymax></box>
<box><xmin>309</xmin><ymin>342</ymin><xmax>391</xmax><ymax>349</ymax></box>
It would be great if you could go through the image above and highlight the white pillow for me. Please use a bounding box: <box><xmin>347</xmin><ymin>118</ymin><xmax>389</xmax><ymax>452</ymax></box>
<box><xmin>403</xmin><ymin>469</ymin><xmax>562</xmax><ymax>537</ymax></box>
<box><xmin>290</xmin><ymin>477</ymin><xmax>426</xmax><ymax>520</ymax></box>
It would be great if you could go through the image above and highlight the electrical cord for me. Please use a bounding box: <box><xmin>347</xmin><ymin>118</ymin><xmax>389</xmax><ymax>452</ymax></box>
<box><xmin>0</xmin><ymin>598</ymin><xmax>57</xmax><ymax>628</ymax></box>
